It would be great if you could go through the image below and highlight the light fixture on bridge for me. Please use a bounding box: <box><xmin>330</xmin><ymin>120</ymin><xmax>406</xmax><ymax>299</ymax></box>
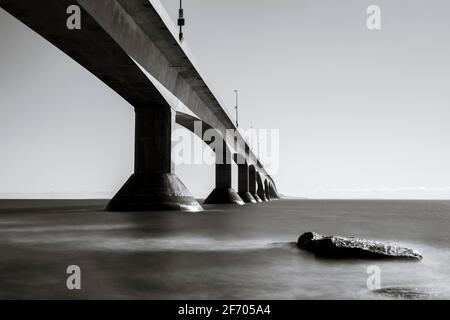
<box><xmin>234</xmin><ymin>89</ymin><xmax>239</xmax><ymax>128</ymax></box>
<box><xmin>178</xmin><ymin>0</ymin><xmax>185</xmax><ymax>42</ymax></box>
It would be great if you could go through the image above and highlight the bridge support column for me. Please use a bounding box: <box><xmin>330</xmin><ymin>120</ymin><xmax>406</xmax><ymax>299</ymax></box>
<box><xmin>106</xmin><ymin>106</ymin><xmax>203</xmax><ymax>212</ymax></box>
<box><xmin>249</xmin><ymin>166</ymin><xmax>262</xmax><ymax>202</ymax></box>
<box><xmin>265</xmin><ymin>180</ymin><xmax>272</xmax><ymax>201</ymax></box>
<box><xmin>235</xmin><ymin>155</ymin><xmax>256</xmax><ymax>203</ymax></box>
<box><xmin>258</xmin><ymin>188</ymin><xmax>268</xmax><ymax>201</ymax></box>
<box><xmin>257</xmin><ymin>175</ymin><xmax>268</xmax><ymax>202</ymax></box>
<box><xmin>204</xmin><ymin>145</ymin><xmax>244</xmax><ymax>205</ymax></box>
<box><xmin>269</xmin><ymin>183</ymin><xmax>279</xmax><ymax>200</ymax></box>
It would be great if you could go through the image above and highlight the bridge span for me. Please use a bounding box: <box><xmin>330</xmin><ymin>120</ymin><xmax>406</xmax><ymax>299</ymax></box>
<box><xmin>0</xmin><ymin>0</ymin><xmax>279</xmax><ymax>211</ymax></box>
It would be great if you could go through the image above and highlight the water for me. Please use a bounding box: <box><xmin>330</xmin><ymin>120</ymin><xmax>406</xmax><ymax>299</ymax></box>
<box><xmin>0</xmin><ymin>199</ymin><xmax>449</xmax><ymax>299</ymax></box>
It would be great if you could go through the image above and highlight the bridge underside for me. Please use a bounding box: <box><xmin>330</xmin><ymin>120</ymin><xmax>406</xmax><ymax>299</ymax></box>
<box><xmin>0</xmin><ymin>0</ymin><xmax>279</xmax><ymax>211</ymax></box>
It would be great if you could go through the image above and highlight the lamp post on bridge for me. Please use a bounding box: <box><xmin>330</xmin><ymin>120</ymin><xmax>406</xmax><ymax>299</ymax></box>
<box><xmin>178</xmin><ymin>0</ymin><xmax>185</xmax><ymax>42</ymax></box>
<box><xmin>234</xmin><ymin>89</ymin><xmax>239</xmax><ymax>128</ymax></box>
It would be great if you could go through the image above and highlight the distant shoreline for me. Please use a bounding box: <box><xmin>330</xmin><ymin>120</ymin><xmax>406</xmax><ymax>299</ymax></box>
<box><xmin>1</xmin><ymin>198</ymin><xmax>450</xmax><ymax>213</ymax></box>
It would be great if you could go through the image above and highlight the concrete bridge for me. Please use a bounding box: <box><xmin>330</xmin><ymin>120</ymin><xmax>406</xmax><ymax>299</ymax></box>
<box><xmin>0</xmin><ymin>0</ymin><xmax>279</xmax><ymax>211</ymax></box>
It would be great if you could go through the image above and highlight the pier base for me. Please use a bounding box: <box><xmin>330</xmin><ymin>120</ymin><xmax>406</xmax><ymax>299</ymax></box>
<box><xmin>204</xmin><ymin>187</ymin><xmax>245</xmax><ymax>205</ymax></box>
<box><xmin>239</xmin><ymin>192</ymin><xmax>257</xmax><ymax>203</ymax></box>
<box><xmin>253</xmin><ymin>194</ymin><xmax>263</xmax><ymax>202</ymax></box>
<box><xmin>106</xmin><ymin>173</ymin><xmax>202</xmax><ymax>212</ymax></box>
<box><xmin>258</xmin><ymin>189</ymin><xmax>269</xmax><ymax>202</ymax></box>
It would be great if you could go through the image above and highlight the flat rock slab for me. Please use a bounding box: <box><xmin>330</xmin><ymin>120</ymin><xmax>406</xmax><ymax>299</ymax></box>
<box><xmin>297</xmin><ymin>232</ymin><xmax>423</xmax><ymax>260</ymax></box>
<box><xmin>373</xmin><ymin>287</ymin><xmax>433</xmax><ymax>299</ymax></box>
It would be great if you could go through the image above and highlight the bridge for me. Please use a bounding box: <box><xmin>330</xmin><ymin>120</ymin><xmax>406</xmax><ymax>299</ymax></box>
<box><xmin>0</xmin><ymin>0</ymin><xmax>279</xmax><ymax>211</ymax></box>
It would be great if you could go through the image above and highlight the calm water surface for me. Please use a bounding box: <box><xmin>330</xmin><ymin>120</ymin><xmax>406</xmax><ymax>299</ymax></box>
<box><xmin>0</xmin><ymin>199</ymin><xmax>449</xmax><ymax>299</ymax></box>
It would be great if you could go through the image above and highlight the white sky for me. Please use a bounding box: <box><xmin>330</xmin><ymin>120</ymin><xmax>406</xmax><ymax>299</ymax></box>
<box><xmin>1</xmin><ymin>0</ymin><xmax>450</xmax><ymax>199</ymax></box>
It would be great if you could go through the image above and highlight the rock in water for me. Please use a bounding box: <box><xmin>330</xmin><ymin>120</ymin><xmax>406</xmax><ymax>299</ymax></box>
<box><xmin>373</xmin><ymin>287</ymin><xmax>432</xmax><ymax>299</ymax></box>
<box><xmin>297</xmin><ymin>232</ymin><xmax>422</xmax><ymax>260</ymax></box>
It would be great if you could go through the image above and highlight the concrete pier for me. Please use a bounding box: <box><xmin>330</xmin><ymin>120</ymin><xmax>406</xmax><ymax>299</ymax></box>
<box><xmin>264</xmin><ymin>180</ymin><xmax>272</xmax><ymax>201</ymax></box>
<box><xmin>235</xmin><ymin>155</ymin><xmax>257</xmax><ymax>203</ymax></box>
<box><xmin>269</xmin><ymin>183</ymin><xmax>279</xmax><ymax>200</ymax></box>
<box><xmin>257</xmin><ymin>174</ymin><xmax>268</xmax><ymax>202</ymax></box>
<box><xmin>107</xmin><ymin>106</ymin><xmax>202</xmax><ymax>212</ymax></box>
<box><xmin>204</xmin><ymin>145</ymin><xmax>244</xmax><ymax>205</ymax></box>
<box><xmin>249</xmin><ymin>165</ymin><xmax>262</xmax><ymax>202</ymax></box>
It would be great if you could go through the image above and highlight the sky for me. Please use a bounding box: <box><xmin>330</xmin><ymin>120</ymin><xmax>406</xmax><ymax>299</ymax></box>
<box><xmin>1</xmin><ymin>0</ymin><xmax>450</xmax><ymax>199</ymax></box>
